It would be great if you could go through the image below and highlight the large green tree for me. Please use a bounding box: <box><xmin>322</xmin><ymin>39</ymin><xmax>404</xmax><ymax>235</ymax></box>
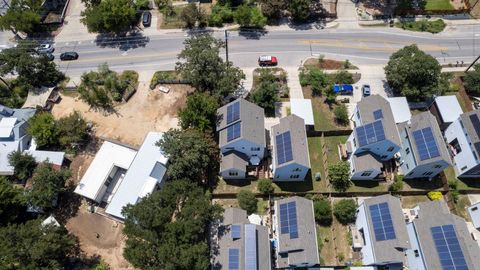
<box><xmin>156</xmin><ymin>129</ymin><xmax>219</xmax><ymax>184</ymax></box>
<box><xmin>81</xmin><ymin>0</ymin><xmax>137</xmax><ymax>34</ymax></box>
<box><xmin>28</xmin><ymin>164</ymin><xmax>71</xmax><ymax>209</ymax></box>
<box><xmin>178</xmin><ymin>92</ymin><xmax>219</xmax><ymax>133</ymax></box>
<box><xmin>180</xmin><ymin>2</ymin><xmax>205</xmax><ymax>28</ymax></box>
<box><xmin>314</xmin><ymin>197</ymin><xmax>332</xmax><ymax>226</ymax></box>
<box><xmin>27</xmin><ymin>112</ymin><xmax>57</xmax><ymax>147</ymax></box>
<box><xmin>122</xmin><ymin>180</ymin><xmax>222</xmax><ymax>270</ymax></box>
<box><xmin>0</xmin><ymin>219</ymin><xmax>76</xmax><ymax>269</ymax></box>
<box><xmin>8</xmin><ymin>151</ymin><xmax>37</xmax><ymax>181</ymax></box>
<box><xmin>464</xmin><ymin>64</ymin><xmax>480</xmax><ymax>96</ymax></box>
<box><xmin>288</xmin><ymin>0</ymin><xmax>312</xmax><ymax>22</ymax></box>
<box><xmin>333</xmin><ymin>199</ymin><xmax>357</xmax><ymax>225</ymax></box>
<box><xmin>384</xmin><ymin>44</ymin><xmax>444</xmax><ymax>101</ymax></box>
<box><xmin>0</xmin><ymin>0</ymin><xmax>41</xmax><ymax>35</ymax></box>
<box><xmin>56</xmin><ymin>111</ymin><xmax>90</xmax><ymax>149</ymax></box>
<box><xmin>176</xmin><ymin>34</ymin><xmax>245</xmax><ymax>98</ymax></box>
<box><xmin>237</xmin><ymin>190</ymin><xmax>258</xmax><ymax>215</ymax></box>
<box><xmin>0</xmin><ymin>177</ymin><xmax>26</xmax><ymax>225</ymax></box>
<box><xmin>328</xmin><ymin>161</ymin><xmax>352</xmax><ymax>192</ymax></box>
<box><xmin>234</xmin><ymin>5</ymin><xmax>267</xmax><ymax>28</ymax></box>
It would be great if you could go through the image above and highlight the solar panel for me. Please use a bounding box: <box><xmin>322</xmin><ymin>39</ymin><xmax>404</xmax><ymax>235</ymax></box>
<box><xmin>227</xmin><ymin>122</ymin><xmax>241</xmax><ymax>142</ymax></box>
<box><xmin>431</xmin><ymin>224</ymin><xmax>468</xmax><ymax>270</ymax></box>
<box><xmin>228</xmin><ymin>248</ymin><xmax>240</xmax><ymax>270</ymax></box>
<box><xmin>276</xmin><ymin>131</ymin><xmax>293</xmax><ymax>165</ymax></box>
<box><xmin>373</xmin><ymin>110</ymin><xmax>383</xmax><ymax>120</ymax></box>
<box><xmin>244</xmin><ymin>224</ymin><xmax>257</xmax><ymax>270</ymax></box>
<box><xmin>470</xmin><ymin>114</ymin><xmax>480</xmax><ymax>138</ymax></box>
<box><xmin>356</xmin><ymin>120</ymin><xmax>386</xmax><ymax>147</ymax></box>
<box><xmin>227</xmin><ymin>102</ymin><xmax>240</xmax><ymax>124</ymax></box>
<box><xmin>369</xmin><ymin>202</ymin><xmax>396</xmax><ymax>241</ymax></box>
<box><xmin>279</xmin><ymin>201</ymin><xmax>299</xmax><ymax>239</ymax></box>
<box><xmin>412</xmin><ymin>127</ymin><xmax>440</xmax><ymax>161</ymax></box>
<box><xmin>231</xmin><ymin>224</ymin><xmax>241</xmax><ymax>239</ymax></box>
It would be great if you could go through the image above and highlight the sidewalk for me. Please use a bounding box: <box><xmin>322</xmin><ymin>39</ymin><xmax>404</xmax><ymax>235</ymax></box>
<box><xmin>285</xmin><ymin>67</ymin><xmax>303</xmax><ymax>99</ymax></box>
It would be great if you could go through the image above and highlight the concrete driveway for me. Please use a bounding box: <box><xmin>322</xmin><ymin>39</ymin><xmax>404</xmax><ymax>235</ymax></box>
<box><xmin>336</xmin><ymin>0</ymin><xmax>359</xmax><ymax>28</ymax></box>
<box><xmin>351</xmin><ymin>65</ymin><xmax>391</xmax><ymax>103</ymax></box>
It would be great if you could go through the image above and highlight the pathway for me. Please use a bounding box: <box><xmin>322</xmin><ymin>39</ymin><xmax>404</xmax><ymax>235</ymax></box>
<box><xmin>285</xmin><ymin>66</ymin><xmax>304</xmax><ymax>99</ymax></box>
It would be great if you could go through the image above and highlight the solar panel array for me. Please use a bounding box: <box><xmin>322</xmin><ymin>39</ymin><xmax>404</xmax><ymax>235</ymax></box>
<box><xmin>227</xmin><ymin>102</ymin><xmax>240</xmax><ymax>124</ymax></box>
<box><xmin>279</xmin><ymin>201</ymin><xmax>299</xmax><ymax>239</ymax></box>
<box><xmin>231</xmin><ymin>224</ymin><xmax>241</xmax><ymax>239</ymax></box>
<box><xmin>412</xmin><ymin>127</ymin><xmax>440</xmax><ymax>161</ymax></box>
<box><xmin>227</xmin><ymin>122</ymin><xmax>241</xmax><ymax>142</ymax></box>
<box><xmin>228</xmin><ymin>248</ymin><xmax>240</xmax><ymax>270</ymax></box>
<box><xmin>373</xmin><ymin>109</ymin><xmax>383</xmax><ymax>120</ymax></box>
<box><xmin>369</xmin><ymin>202</ymin><xmax>396</xmax><ymax>241</ymax></box>
<box><xmin>244</xmin><ymin>224</ymin><xmax>257</xmax><ymax>270</ymax></box>
<box><xmin>431</xmin><ymin>224</ymin><xmax>468</xmax><ymax>270</ymax></box>
<box><xmin>276</xmin><ymin>131</ymin><xmax>293</xmax><ymax>165</ymax></box>
<box><xmin>355</xmin><ymin>120</ymin><xmax>386</xmax><ymax>147</ymax></box>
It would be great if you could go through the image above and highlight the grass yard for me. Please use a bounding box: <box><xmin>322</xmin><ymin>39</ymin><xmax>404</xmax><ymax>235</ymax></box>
<box><xmin>304</xmin><ymin>88</ymin><xmax>350</xmax><ymax>131</ymax></box>
<box><xmin>303</xmin><ymin>58</ymin><xmax>358</xmax><ymax>70</ymax></box>
<box><xmin>317</xmin><ymin>218</ymin><xmax>352</xmax><ymax>265</ymax></box>
<box><xmin>324</xmin><ymin>136</ymin><xmax>347</xmax><ymax>167</ymax></box>
<box><xmin>308</xmin><ymin>137</ymin><xmax>329</xmax><ymax>192</ymax></box>
<box><xmin>444</xmin><ymin>167</ymin><xmax>480</xmax><ymax>190</ymax></box>
<box><xmin>161</xmin><ymin>6</ymin><xmax>186</xmax><ymax>29</ymax></box>
<box><xmin>425</xmin><ymin>0</ymin><xmax>454</xmax><ymax>10</ymax></box>
<box><xmin>395</xmin><ymin>19</ymin><xmax>446</xmax><ymax>34</ymax></box>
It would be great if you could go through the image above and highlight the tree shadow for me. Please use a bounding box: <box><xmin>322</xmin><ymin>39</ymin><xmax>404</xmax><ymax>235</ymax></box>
<box><xmin>67</xmin><ymin>252</ymin><xmax>103</xmax><ymax>270</ymax></box>
<box><xmin>94</xmin><ymin>31</ymin><xmax>150</xmax><ymax>51</ymax></box>
<box><xmin>274</xmin><ymin>170</ymin><xmax>314</xmax><ymax>192</ymax></box>
<box><xmin>458</xmin><ymin>178</ymin><xmax>480</xmax><ymax>189</ymax></box>
<box><xmin>404</xmin><ymin>176</ymin><xmax>444</xmax><ymax>190</ymax></box>
<box><xmin>238</xmin><ymin>28</ymin><xmax>268</xmax><ymax>40</ymax></box>
<box><xmin>352</xmin><ymin>180</ymin><xmax>381</xmax><ymax>189</ymax></box>
<box><xmin>53</xmin><ymin>182</ymin><xmax>82</xmax><ymax>225</ymax></box>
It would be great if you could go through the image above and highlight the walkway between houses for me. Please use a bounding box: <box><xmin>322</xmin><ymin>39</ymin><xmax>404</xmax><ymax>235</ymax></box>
<box><xmin>285</xmin><ymin>67</ymin><xmax>304</xmax><ymax>99</ymax></box>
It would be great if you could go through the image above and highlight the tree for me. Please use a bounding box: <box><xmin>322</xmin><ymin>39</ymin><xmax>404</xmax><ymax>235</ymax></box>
<box><xmin>208</xmin><ymin>4</ymin><xmax>234</xmax><ymax>27</ymax></box>
<box><xmin>56</xmin><ymin>111</ymin><xmax>90</xmax><ymax>149</ymax></box>
<box><xmin>27</xmin><ymin>112</ymin><xmax>57</xmax><ymax>147</ymax></box>
<box><xmin>385</xmin><ymin>44</ymin><xmax>442</xmax><ymax>101</ymax></box>
<box><xmin>81</xmin><ymin>0</ymin><xmax>137</xmax><ymax>34</ymax></box>
<box><xmin>250</xmin><ymin>80</ymin><xmax>278</xmax><ymax>115</ymax></box>
<box><xmin>90</xmin><ymin>261</ymin><xmax>110</xmax><ymax>270</ymax></box>
<box><xmin>330</xmin><ymin>70</ymin><xmax>354</xmax><ymax>84</ymax></box>
<box><xmin>178</xmin><ymin>92</ymin><xmax>219</xmax><ymax>133</ymax></box>
<box><xmin>464</xmin><ymin>64</ymin><xmax>480</xmax><ymax>96</ymax></box>
<box><xmin>257</xmin><ymin>178</ymin><xmax>274</xmax><ymax>194</ymax></box>
<box><xmin>234</xmin><ymin>5</ymin><xmax>267</xmax><ymax>28</ymax></box>
<box><xmin>314</xmin><ymin>197</ymin><xmax>332</xmax><ymax>226</ymax></box>
<box><xmin>237</xmin><ymin>190</ymin><xmax>258</xmax><ymax>215</ymax></box>
<box><xmin>334</xmin><ymin>104</ymin><xmax>349</xmax><ymax>125</ymax></box>
<box><xmin>259</xmin><ymin>0</ymin><xmax>285</xmax><ymax>20</ymax></box>
<box><xmin>180</xmin><ymin>2</ymin><xmax>205</xmax><ymax>28</ymax></box>
<box><xmin>176</xmin><ymin>34</ymin><xmax>245</xmax><ymax>98</ymax></box>
<box><xmin>0</xmin><ymin>0</ymin><xmax>41</xmax><ymax>36</ymax></box>
<box><xmin>28</xmin><ymin>164</ymin><xmax>71</xmax><ymax>209</ymax></box>
<box><xmin>328</xmin><ymin>161</ymin><xmax>352</xmax><ymax>192</ymax></box>
<box><xmin>299</xmin><ymin>67</ymin><xmax>328</xmax><ymax>95</ymax></box>
<box><xmin>156</xmin><ymin>129</ymin><xmax>219</xmax><ymax>184</ymax></box>
<box><xmin>288</xmin><ymin>0</ymin><xmax>312</xmax><ymax>22</ymax></box>
<box><xmin>0</xmin><ymin>177</ymin><xmax>26</xmax><ymax>225</ymax></box>
<box><xmin>123</xmin><ymin>180</ymin><xmax>222</xmax><ymax>270</ymax></box>
<box><xmin>333</xmin><ymin>199</ymin><xmax>357</xmax><ymax>225</ymax></box>
<box><xmin>8</xmin><ymin>151</ymin><xmax>37</xmax><ymax>181</ymax></box>
<box><xmin>0</xmin><ymin>219</ymin><xmax>76</xmax><ymax>269</ymax></box>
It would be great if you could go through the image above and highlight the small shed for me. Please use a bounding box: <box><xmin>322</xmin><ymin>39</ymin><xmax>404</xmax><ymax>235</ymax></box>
<box><xmin>388</xmin><ymin>97</ymin><xmax>411</xmax><ymax>124</ymax></box>
<box><xmin>429</xmin><ymin>95</ymin><xmax>463</xmax><ymax>131</ymax></box>
<box><xmin>290</xmin><ymin>98</ymin><xmax>314</xmax><ymax>127</ymax></box>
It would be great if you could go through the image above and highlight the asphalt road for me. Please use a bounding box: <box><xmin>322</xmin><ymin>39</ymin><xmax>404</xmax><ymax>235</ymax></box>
<box><xmin>51</xmin><ymin>25</ymin><xmax>480</xmax><ymax>77</ymax></box>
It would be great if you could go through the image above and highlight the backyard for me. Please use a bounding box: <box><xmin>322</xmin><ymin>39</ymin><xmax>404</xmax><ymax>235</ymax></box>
<box><xmin>424</xmin><ymin>0</ymin><xmax>455</xmax><ymax>10</ymax></box>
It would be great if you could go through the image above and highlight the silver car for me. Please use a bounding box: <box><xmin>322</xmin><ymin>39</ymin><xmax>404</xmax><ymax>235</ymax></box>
<box><xmin>36</xmin><ymin>43</ymin><xmax>54</xmax><ymax>54</ymax></box>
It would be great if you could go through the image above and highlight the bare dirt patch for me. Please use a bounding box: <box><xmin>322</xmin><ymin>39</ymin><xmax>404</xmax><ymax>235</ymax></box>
<box><xmin>53</xmin><ymin>83</ymin><xmax>193</xmax><ymax>146</ymax></box>
<box><xmin>304</xmin><ymin>58</ymin><xmax>358</xmax><ymax>70</ymax></box>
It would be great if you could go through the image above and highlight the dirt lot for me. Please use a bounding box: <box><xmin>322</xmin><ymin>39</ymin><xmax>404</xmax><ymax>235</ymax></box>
<box><xmin>53</xmin><ymin>79</ymin><xmax>192</xmax><ymax>146</ymax></box>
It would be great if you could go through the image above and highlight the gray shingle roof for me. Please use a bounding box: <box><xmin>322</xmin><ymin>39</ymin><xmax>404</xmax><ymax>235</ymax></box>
<box><xmin>353</xmin><ymin>152</ymin><xmax>383</xmax><ymax>172</ymax></box>
<box><xmin>275</xmin><ymin>196</ymin><xmax>319</xmax><ymax>267</ymax></box>
<box><xmin>413</xmin><ymin>201</ymin><xmax>480</xmax><ymax>270</ymax></box>
<box><xmin>217</xmin><ymin>99</ymin><xmax>265</xmax><ymax>148</ymax></box>
<box><xmin>220</xmin><ymin>151</ymin><xmax>248</xmax><ymax>173</ymax></box>
<box><xmin>405</xmin><ymin>111</ymin><xmax>451</xmax><ymax>166</ymax></box>
<box><xmin>459</xmin><ymin>109</ymin><xmax>480</xmax><ymax>159</ymax></box>
<box><xmin>363</xmin><ymin>195</ymin><xmax>411</xmax><ymax>263</ymax></box>
<box><xmin>271</xmin><ymin>115</ymin><xmax>310</xmax><ymax>169</ymax></box>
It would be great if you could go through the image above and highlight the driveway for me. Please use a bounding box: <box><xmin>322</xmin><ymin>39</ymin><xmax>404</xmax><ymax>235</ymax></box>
<box><xmin>55</xmin><ymin>0</ymin><xmax>96</xmax><ymax>42</ymax></box>
<box><xmin>351</xmin><ymin>65</ymin><xmax>390</xmax><ymax>103</ymax></box>
<box><xmin>336</xmin><ymin>0</ymin><xmax>359</xmax><ymax>28</ymax></box>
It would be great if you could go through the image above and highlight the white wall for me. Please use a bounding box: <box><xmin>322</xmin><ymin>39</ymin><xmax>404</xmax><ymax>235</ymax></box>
<box><xmin>273</xmin><ymin>163</ymin><xmax>309</xmax><ymax>181</ymax></box>
<box><xmin>220</xmin><ymin>168</ymin><xmax>246</xmax><ymax>180</ymax></box>
<box><xmin>351</xmin><ymin>169</ymin><xmax>382</xmax><ymax>181</ymax></box>
<box><xmin>221</xmin><ymin>139</ymin><xmax>265</xmax><ymax>160</ymax></box>
<box><xmin>444</xmin><ymin>119</ymin><xmax>480</xmax><ymax>177</ymax></box>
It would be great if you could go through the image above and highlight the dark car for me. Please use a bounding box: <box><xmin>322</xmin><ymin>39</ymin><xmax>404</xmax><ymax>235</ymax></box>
<box><xmin>142</xmin><ymin>11</ymin><xmax>151</xmax><ymax>27</ymax></box>
<box><xmin>60</xmin><ymin>52</ymin><xmax>78</xmax><ymax>61</ymax></box>
<box><xmin>43</xmin><ymin>53</ymin><xmax>55</xmax><ymax>61</ymax></box>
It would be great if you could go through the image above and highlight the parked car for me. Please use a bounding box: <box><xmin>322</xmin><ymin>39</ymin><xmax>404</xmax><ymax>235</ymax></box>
<box><xmin>258</xmin><ymin>55</ymin><xmax>278</xmax><ymax>66</ymax></box>
<box><xmin>43</xmin><ymin>53</ymin><xmax>55</xmax><ymax>61</ymax></box>
<box><xmin>142</xmin><ymin>11</ymin><xmax>151</xmax><ymax>27</ymax></box>
<box><xmin>362</xmin><ymin>84</ymin><xmax>371</xmax><ymax>97</ymax></box>
<box><xmin>60</xmin><ymin>52</ymin><xmax>79</xmax><ymax>61</ymax></box>
<box><xmin>36</xmin><ymin>43</ymin><xmax>54</xmax><ymax>54</ymax></box>
<box><xmin>333</xmin><ymin>84</ymin><xmax>353</xmax><ymax>95</ymax></box>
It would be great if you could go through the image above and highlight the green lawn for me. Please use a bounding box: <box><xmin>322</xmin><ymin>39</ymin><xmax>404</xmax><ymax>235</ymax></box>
<box><xmin>161</xmin><ymin>6</ymin><xmax>186</xmax><ymax>29</ymax></box>
<box><xmin>395</xmin><ymin>19</ymin><xmax>446</xmax><ymax>34</ymax></box>
<box><xmin>425</xmin><ymin>0</ymin><xmax>454</xmax><ymax>10</ymax></box>
<box><xmin>303</xmin><ymin>87</ymin><xmax>350</xmax><ymax>131</ymax></box>
<box><xmin>308</xmin><ymin>137</ymin><xmax>329</xmax><ymax>192</ymax></box>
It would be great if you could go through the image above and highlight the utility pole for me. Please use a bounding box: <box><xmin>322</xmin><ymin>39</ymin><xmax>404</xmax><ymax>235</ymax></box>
<box><xmin>225</xmin><ymin>30</ymin><xmax>229</xmax><ymax>64</ymax></box>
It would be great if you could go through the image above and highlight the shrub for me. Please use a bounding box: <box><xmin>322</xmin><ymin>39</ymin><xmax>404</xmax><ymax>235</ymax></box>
<box><xmin>208</xmin><ymin>4</ymin><xmax>233</xmax><ymax>27</ymax></box>
<box><xmin>257</xmin><ymin>179</ymin><xmax>274</xmax><ymax>194</ymax></box>
<box><xmin>448</xmin><ymin>179</ymin><xmax>458</xmax><ymax>190</ymax></box>
<box><xmin>334</xmin><ymin>104</ymin><xmax>349</xmax><ymax>125</ymax></box>
<box><xmin>451</xmin><ymin>190</ymin><xmax>459</xmax><ymax>203</ymax></box>
<box><xmin>333</xmin><ymin>199</ymin><xmax>357</xmax><ymax>225</ymax></box>
<box><xmin>237</xmin><ymin>190</ymin><xmax>258</xmax><ymax>215</ymax></box>
<box><xmin>389</xmin><ymin>175</ymin><xmax>404</xmax><ymax>192</ymax></box>
<box><xmin>299</xmin><ymin>67</ymin><xmax>328</xmax><ymax>95</ymax></box>
<box><xmin>427</xmin><ymin>191</ymin><xmax>443</xmax><ymax>201</ymax></box>
<box><xmin>328</xmin><ymin>161</ymin><xmax>352</xmax><ymax>192</ymax></box>
<box><xmin>234</xmin><ymin>5</ymin><xmax>267</xmax><ymax>28</ymax></box>
<box><xmin>330</xmin><ymin>70</ymin><xmax>354</xmax><ymax>84</ymax></box>
<box><xmin>464</xmin><ymin>64</ymin><xmax>480</xmax><ymax>96</ymax></box>
<box><xmin>314</xmin><ymin>198</ymin><xmax>332</xmax><ymax>226</ymax></box>
<box><xmin>27</xmin><ymin>112</ymin><xmax>57</xmax><ymax>147</ymax></box>
<box><xmin>7</xmin><ymin>151</ymin><xmax>37</xmax><ymax>181</ymax></box>
<box><xmin>136</xmin><ymin>0</ymin><xmax>150</xmax><ymax>10</ymax></box>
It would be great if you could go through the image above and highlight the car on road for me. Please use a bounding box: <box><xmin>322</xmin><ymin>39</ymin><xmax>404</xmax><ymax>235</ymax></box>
<box><xmin>362</xmin><ymin>84</ymin><xmax>371</xmax><ymax>97</ymax></box>
<box><xmin>60</xmin><ymin>52</ymin><xmax>79</xmax><ymax>61</ymax></box>
<box><xmin>44</xmin><ymin>53</ymin><xmax>55</xmax><ymax>61</ymax></box>
<box><xmin>142</xmin><ymin>11</ymin><xmax>151</xmax><ymax>27</ymax></box>
<box><xmin>36</xmin><ymin>43</ymin><xmax>54</xmax><ymax>54</ymax></box>
<box><xmin>258</xmin><ymin>55</ymin><xmax>277</xmax><ymax>66</ymax></box>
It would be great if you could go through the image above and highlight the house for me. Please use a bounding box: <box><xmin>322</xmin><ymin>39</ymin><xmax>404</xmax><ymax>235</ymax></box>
<box><xmin>444</xmin><ymin>110</ymin><xmax>480</xmax><ymax>179</ymax></box>
<box><xmin>347</xmin><ymin>95</ymin><xmax>402</xmax><ymax>180</ymax></box>
<box><xmin>468</xmin><ymin>202</ymin><xmax>480</xmax><ymax>230</ymax></box>
<box><xmin>216</xmin><ymin>99</ymin><xmax>266</xmax><ymax>180</ymax></box>
<box><xmin>429</xmin><ymin>95</ymin><xmax>463</xmax><ymax>131</ymax></box>
<box><xmin>290</xmin><ymin>98</ymin><xmax>314</xmax><ymax>129</ymax></box>
<box><xmin>273</xmin><ymin>196</ymin><xmax>319</xmax><ymax>268</ymax></box>
<box><xmin>0</xmin><ymin>105</ymin><xmax>64</xmax><ymax>175</ymax></box>
<box><xmin>354</xmin><ymin>195</ymin><xmax>410</xmax><ymax>267</ymax></box>
<box><xmin>271</xmin><ymin>115</ymin><xmax>310</xmax><ymax>181</ymax></box>
<box><xmin>210</xmin><ymin>208</ymin><xmax>271</xmax><ymax>270</ymax></box>
<box><xmin>398</xmin><ymin>111</ymin><xmax>451</xmax><ymax>180</ymax></box>
<box><xmin>74</xmin><ymin>132</ymin><xmax>168</xmax><ymax>220</ymax></box>
<box><xmin>406</xmin><ymin>201</ymin><xmax>480</xmax><ymax>270</ymax></box>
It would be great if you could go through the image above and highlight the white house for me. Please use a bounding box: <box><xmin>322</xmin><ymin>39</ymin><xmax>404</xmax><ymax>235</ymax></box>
<box><xmin>429</xmin><ymin>95</ymin><xmax>463</xmax><ymax>131</ymax></box>
<box><xmin>74</xmin><ymin>132</ymin><xmax>168</xmax><ymax>220</ymax></box>
<box><xmin>271</xmin><ymin>114</ymin><xmax>310</xmax><ymax>181</ymax></box>
<box><xmin>468</xmin><ymin>202</ymin><xmax>480</xmax><ymax>230</ymax></box>
<box><xmin>398</xmin><ymin>112</ymin><xmax>451</xmax><ymax>180</ymax></box>
<box><xmin>444</xmin><ymin>110</ymin><xmax>480</xmax><ymax>179</ymax></box>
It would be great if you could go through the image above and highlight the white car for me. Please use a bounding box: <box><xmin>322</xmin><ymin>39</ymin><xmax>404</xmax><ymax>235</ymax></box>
<box><xmin>36</xmin><ymin>43</ymin><xmax>54</xmax><ymax>54</ymax></box>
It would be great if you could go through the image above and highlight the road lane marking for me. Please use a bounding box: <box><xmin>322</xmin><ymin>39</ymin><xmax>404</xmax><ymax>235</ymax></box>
<box><xmin>57</xmin><ymin>51</ymin><xmax>178</xmax><ymax>64</ymax></box>
<box><xmin>300</xmin><ymin>39</ymin><xmax>449</xmax><ymax>52</ymax></box>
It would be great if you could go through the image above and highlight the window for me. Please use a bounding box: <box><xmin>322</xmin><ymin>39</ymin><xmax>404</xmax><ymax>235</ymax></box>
<box><xmin>422</xmin><ymin>171</ymin><xmax>433</xmax><ymax>176</ymax></box>
<box><xmin>381</xmin><ymin>155</ymin><xmax>388</xmax><ymax>159</ymax></box>
<box><xmin>290</xmin><ymin>175</ymin><xmax>300</xmax><ymax>179</ymax></box>
<box><xmin>361</xmin><ymin>171</ymin><xmax>373</xmax><ymax>177</ymax></box>
<box><xmin>449</xmin><ymin>139</ymin><xmax>462</xmax><ymax>155</ymax></box>
<box><xmin>433</xmin><ymin>164</ymin><xmax>442</xmax><ymax>169</ymax></box>
<box><xmin>406</xmin><ymin>164</ymin><xmax>409</xmax><ymax>169</ymax></box>
<box><xmin>460</xmin><ymin>119</ymin><xmax>465</xmax><ymax>129</ymax></box>
<box><xmin>387</xmin><ymin>146</ymin><xmax>395</xmax><ymax>152</ymax></box>
<box><xmin>353</xmin><ymin>138</ymin><xmax>357</xmax><ymax>147</ymax></box>
<box><xmin>356</xmin><ymin>111</ymin><xmax>360</xmax><ymax>119</ymax></box>
<box><xmin>251</xmin><ymin>147</ymin><xmax>260</xmax><ymax>151</ymax></box>
<box><xmin>405</xmin><ymin>148</ymin><xmax>410</xmax><ymax>155</ymax></box>
<box><xmin>472</xmin><ymin>206</ymin><xmax>478</xmax><ymax>211</ymax></box>
<box><xmin>414</xmin><ymin>250</ymin><xmax>420</xmax><ymax>257</ymax></box>
<box><xmin>293</xmin><ymin>168</ymin><xmax>302</xmax><ymax>172</ymax></box>
<box><xmin>229</xmin><ymin>171</ymin><xmax>238</xmax><ymax>176</ymax></box>
<box><xmin>461</xmin><ymin>166</ymin><xmax>468</xmax><ymax>171</ymax></box>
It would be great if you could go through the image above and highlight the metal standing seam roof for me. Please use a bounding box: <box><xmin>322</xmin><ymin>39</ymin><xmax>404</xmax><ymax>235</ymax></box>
<box><xmin>271</xmin><ymin>114</ymin><xmax>310</xmax><ymax>169</ymax></box>
<box><xmin>290</xmin><ymin>98</ymin><xmax>314</xmax><ymax>126</ymax></box>
<box><xmin>217</xmin><ymin>99</ymin><xmax>266</xmax><ymax>148</ymax></box>
<box><xmin>459</xmin><ymin>110</ymin><xmax>480</xmax><ymax>160</ymax></box>
<box><xmin>362</xmin><ymin>195</ymin><xmax>411</xmax><ymax>263</ymax></box>
<box><xmin>105</xmin><ymin>132</ymin><xmax>168</xmax><ymax>219</ymax></box>
<box><xmin>433</xmin><ymin>95</ymin><xmax>463</xmax><ymax>123</ymax></box>
<box><xmin>412</xmin><ymin>201</ymin><xmax>480</xmax><ymax>270</ymax></box>
<box><xmin>405</xmin><ymin>112</ymin><xmax>451</xmax><ymax>166</ymax></box>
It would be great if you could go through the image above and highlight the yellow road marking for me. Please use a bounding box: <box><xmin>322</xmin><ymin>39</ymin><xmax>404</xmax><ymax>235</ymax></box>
<box><xmin>300</xmin><ymin>39</ymin><xmax>448</xmax><ymax>52</ymax></box>
<box><xmin>61</xmin><ymin>51</ymin><xmax>178</xmax><ymax>64</ymax></box>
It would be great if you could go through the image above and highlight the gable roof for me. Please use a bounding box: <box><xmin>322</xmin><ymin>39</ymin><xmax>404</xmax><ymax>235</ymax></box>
<box><xmin>362</xmin><ymin>195</ymin><xmax>411</xmax><ymax>263</ymax></box>
<box><xmin>271</xmin><ymin>114</ymin><xmax>310</xmax><ymax>169</ymax></box>
<box><xmin>220</xmin><ymin>151</ymin><xmax>248</xmax><ymax>173</ymax></box>
<box><xmin>217</xmin><ymin>99</ymin><xmax>265</xmax><ymax>148</ymax></box>
<box><xmin>459</xmin><ymin>110</ymin><xmax>480</xmax><ymax>159</ymax></box>
<box><xmin>433</xmin><ymin>95</ymin><xmax>463</xmax><ymax>123</ymax></box>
